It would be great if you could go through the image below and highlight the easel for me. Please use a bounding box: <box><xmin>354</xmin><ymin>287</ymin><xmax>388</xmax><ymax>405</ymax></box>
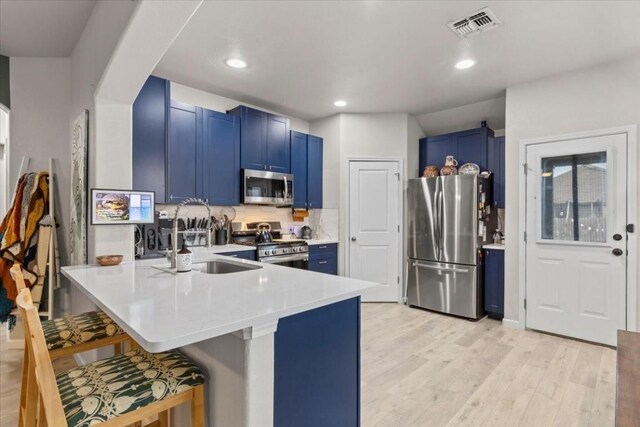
<box><xmin>4</xmin><ymin>156</ymin><xmax>60</xmax><ymax>349</ymax></box>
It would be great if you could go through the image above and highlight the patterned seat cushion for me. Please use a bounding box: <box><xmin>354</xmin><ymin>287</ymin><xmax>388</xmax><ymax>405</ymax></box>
<box><xmin>42</xmin><ymin>310</ymin><xmax>125</xmax><ymax>352</ymax></box>
<box><xmin>57</xmin><ymin>348</ymin><xmax>205</xmax><ymax>427</ymax></box>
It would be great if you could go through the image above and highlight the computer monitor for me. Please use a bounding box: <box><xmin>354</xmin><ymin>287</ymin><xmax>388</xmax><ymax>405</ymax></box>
<box><xmin>90</xmin><ymin>189</ymin><xmax>155</xmax><ymax>225</ymax></box>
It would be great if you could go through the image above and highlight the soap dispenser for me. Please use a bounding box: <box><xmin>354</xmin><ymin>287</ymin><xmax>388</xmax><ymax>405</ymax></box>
<box><xmin>176</xmin><ymin>243</ymin><xmax>192</xmax><ymax>273</ymax></box>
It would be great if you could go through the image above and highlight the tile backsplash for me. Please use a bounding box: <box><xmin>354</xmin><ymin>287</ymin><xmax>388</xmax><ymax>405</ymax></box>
<box><xmin>156</xmin><ymin>204</ymin><xmax>339</xmax><ymax>240</ymax></box>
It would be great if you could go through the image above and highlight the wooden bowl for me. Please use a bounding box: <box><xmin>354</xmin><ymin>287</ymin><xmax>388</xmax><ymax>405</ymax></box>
<box><xmin>96</xmin><ymin>255</ymin><xmax>123</xmax><ymax>266</ymax></box>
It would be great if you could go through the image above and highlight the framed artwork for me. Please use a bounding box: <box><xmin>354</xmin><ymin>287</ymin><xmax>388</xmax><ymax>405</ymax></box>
<box><xmin>70</xmin><ymin>110</ymin><xmax>88</xmax><ymax>265</ymax></box>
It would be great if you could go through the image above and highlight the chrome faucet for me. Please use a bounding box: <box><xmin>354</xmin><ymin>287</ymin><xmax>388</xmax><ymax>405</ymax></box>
<box><xmin>169</xmin><ymin>198</ymin><xmax>211</xmax><ymax>269</ymax></box>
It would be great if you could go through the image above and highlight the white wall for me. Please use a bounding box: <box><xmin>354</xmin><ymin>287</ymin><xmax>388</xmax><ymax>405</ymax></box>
<box><xmin>310</xmin><ymin>113</ymin><xmax>421</xmax><ymax>287</ymax></box>
<box><xmin>504</xmin><ymin>56</ymin><xmax>640</xmax><ymax>328</ymax></box>
<box><xmin>8</xmin><ymin>57</ymin><xmax>71</xmax><ymax>267</ymax></box>
<box><xmin>170</xmin><ymin>82</ymin><xmax>310</xmax><ymax>134</ymax></box>
<box><xmin>417</xmin><ymin>96</ymin><xmax>506</xmax><ymax>136</ymax></box>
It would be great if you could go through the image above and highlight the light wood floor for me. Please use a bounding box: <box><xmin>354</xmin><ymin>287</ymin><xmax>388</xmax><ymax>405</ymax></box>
<box><xmin>1</xmin><ymin>304</ymin><xmax>616</xmax><ymax>427</ymax></box>
<box><xmin>361</xmin><ymin>303</ymin><xmax>616</xmax><ymax>427</ymax></box>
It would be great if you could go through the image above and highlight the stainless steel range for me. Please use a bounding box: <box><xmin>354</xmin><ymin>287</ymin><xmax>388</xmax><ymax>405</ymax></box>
<box><xmin>232</xmin><ymin>221</ymin><xmax>309</xmax><ymax>269</ymax></box>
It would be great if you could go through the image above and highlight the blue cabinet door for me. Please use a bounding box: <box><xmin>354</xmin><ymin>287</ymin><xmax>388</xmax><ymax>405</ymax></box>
<box><xmin>309</xmin><ymin>258</ymin><xmax>338</xmax><ymax>275</ymax></box>
<box><xmin>132</xmin><ymin>76</ymin><xmax>168</xmax><ymax>203</ymax></box>
<box><xmin>266</xmin><ymin>114</ymin><xmax>290</xmax><ymax>173</ymax></box>
<box><xmin>222</xmin><ymin>250</ymin><xmax>256</xmax><ymax>261</ymax></box>
<box><xmin>484</xmin><ymin>249</ymin><xmax>505</xmax><ymax>318</ymax></box>
<box><xmin>290</xmin><ymin>131</ymin><xmax>308</xmax><ymax>209</ymax></box>
<box><xmin>202</xmin><ymin>109</ymin><xmax>241</xmax><ymax>205</ymax></box>
<box><xmin>307</xmin><ymin>135</ymin><xmax>323</xmax><ymax>209</ymax></box>
<box><xmin>229</xmin><ymin>106</ymin><xmax>267</xmax><ymax>171</ymax></box>
<box><xmin>496</xmin><ymin>136</ymin><xmax>505</xmax><ymax>208</ymax></box>
<box><xmin>455</xmin><ymin>128</ymin><xmax>490</xmax><ymax>171</ymax></box>
<box><xmin>274</xmin><ymin>297</ymin><xmax>360</xmax><ymax>427</ymax></box>
<box><xmin>168</xmin><ymin>100</ymin><xmax>202</xmax><ymax>201</ymax></box>
<box><xmin>419</xmin><ymin>134</ymin><xmax>451</xmax><ymax>175</ymax></box>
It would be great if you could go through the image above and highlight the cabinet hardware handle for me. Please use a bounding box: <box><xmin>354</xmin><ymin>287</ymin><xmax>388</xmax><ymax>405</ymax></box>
<box><xmin>229</xmin><ymin>255</ymin><xmax>238</xmax><ymax>257</ymax></box>
<box><xmin>319</xmin><ymin>246</ymin><xmax>327</xmax><ymax>249</ymax></box>
<box><xmin>319</xmin><ymin>261</ymin><xmax>328</xmax><ymax>265</ymax></box>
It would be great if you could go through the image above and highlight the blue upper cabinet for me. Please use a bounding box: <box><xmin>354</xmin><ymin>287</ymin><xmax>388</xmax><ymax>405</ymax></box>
<box><xmin>132</xmin><ymin>76</ymin><xmax>169</xmax><ymax>203</ymax></box>
<box><xmin>168</xmin><ymin>100</ymin><xmax>202</xmax><ymax>201</ymax></box>
<box><xmin>290</xmin><ymin>131</ymin><xmax>308</xmax><ymax>208</ymax></box>
<box><xmin>419</xmin><ymin>134</ymin><xmax>451</xmax><ymax>174</ymax></box>
<box><xmin>266</xmin><ymin>114</ymin><xmax>290</xmax><ymax>173</ymax></box>
<box><xmin>418</xmin><ymin>125</ymin><xmax>494</xmax><ymax>176</ymax></box>
<box><xmin>202</xmin><ymin>109</ymin><xmax>241</xmax><ymax>205</ymax></box>
<box><xmin>232</xmin><ymin>106</ymin><xmax>267</xmax><ymax>170</ymax></box>
<box><xmin>307</xmin><ymin>135</ymin><xmax>323</xmax><ymax>209</ymax></box>
<box><xmin>228</xmin><ymin>105</ymin><xmax>290</xmax><ymax>173</ymax></box>
<box><xmin>492</xmin><ymin>136</ymin><xmax>505</xmax><ymax>208</ymax></box>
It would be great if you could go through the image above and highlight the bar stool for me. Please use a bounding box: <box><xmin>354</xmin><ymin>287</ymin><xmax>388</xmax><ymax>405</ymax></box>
<box><xmin>15</xmin><ymin>274</ymin><xmax>206</xmax><ymax>427</ymax></box>
<box><xmin>10</xmin><ymin>264</ymin><xmax>130</xmax><ymax>359</ymax></box>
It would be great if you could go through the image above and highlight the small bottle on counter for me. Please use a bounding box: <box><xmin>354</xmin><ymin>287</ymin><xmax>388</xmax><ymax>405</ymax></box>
<box><xmin>176</xmin><ymin>243</ymin><xmax>192</xmax><ymax>273</ymax></box>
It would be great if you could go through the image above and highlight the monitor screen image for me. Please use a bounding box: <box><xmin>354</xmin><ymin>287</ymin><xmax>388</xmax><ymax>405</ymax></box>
<box><xmin>91</xmin><ymin>189</ymin><xmax>155</xmax><ymax>225</ymax></box>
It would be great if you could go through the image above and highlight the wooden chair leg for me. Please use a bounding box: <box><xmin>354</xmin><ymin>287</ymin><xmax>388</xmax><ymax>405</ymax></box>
<box><xmin>191</xmin><ymin>385</ymin><xmax>205</xmax><ymax>427</ymax></box>
<box><xmin>158</xmin><ymin>409</ymin><xmax>170</xmax><ymax>427</ymax></box>
<box><xmin>114</xmin><ymin>342</ymin><xmax>122</xmax><ymax>355</ymax></box>
<box><xmin>37</xmin><ymin>394</ymin><xmax>47</xmax><ymax>427</ymax></box>
<box><xmin>23</xmin><ymin>347</ymin><xmax>38</xmax><ymax>427</ymax></box>
<box><xmin>19</xmin><ymin>345</ymin><xmax>29</xmax><ymax>427</ymax></box>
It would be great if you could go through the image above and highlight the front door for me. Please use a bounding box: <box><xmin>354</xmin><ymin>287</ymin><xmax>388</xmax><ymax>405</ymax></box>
<box><xmin>525</xmin><ymin>132</ymin><xmax>628</xmax><ymax>346</ymax></box>
<box><xmin>348</xmin><ymin>161</ymin><xmax>400</xmax><ymax>302</ymax></box>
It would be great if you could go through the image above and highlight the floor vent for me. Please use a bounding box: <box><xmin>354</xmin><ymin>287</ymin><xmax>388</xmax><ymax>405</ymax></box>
<box><xmin>448</xmin><ymin>7</ymin><xmax>501</xmax><ymax>38</ymax></box>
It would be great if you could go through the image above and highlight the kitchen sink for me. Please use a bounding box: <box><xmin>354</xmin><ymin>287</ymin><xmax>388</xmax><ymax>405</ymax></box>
<box><xmin>202</xmin><ymin>260</ymin><xmax>262</xmax><ymax>274</ymax></box>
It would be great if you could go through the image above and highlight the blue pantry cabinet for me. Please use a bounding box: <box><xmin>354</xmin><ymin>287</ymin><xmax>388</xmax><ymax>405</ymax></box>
<box><xmin>132</xmin><ymin>76</ymin><xmax>169</xmax><ymax>203</ymax></box>
<box><xmin>201</xmin><ymin>109</ymin><xmax>241</xmax><ymax>205</ymax></box>
<box><xmin>488</xmin><ymin>136</ymin><xmax>505</xmax><ymax>208</ymax></box>
<box><xmin>418</xmin><ymin>125</ymin><xmax>494</xmax><ymax>175</ymax></box>
<box><xmin>228</xmin><ymin>105</ymin><xmax>291</xmax><ymax>173</ymax></box>
<box><xmin>290</xmin><ymin>131</ymin><xmax>324</xmax><ymax>209</ymax></box>
<box><xmin>484</xmin><ymin>249</ymin><xmax>505</xmax><ymax>319</ymax></box>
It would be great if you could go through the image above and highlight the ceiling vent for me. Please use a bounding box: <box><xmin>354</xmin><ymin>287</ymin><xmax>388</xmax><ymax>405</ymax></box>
<box><xmin>448</xmin><ymin>7</ymin><xmax>501</xmax><ymax>38</ymax></box>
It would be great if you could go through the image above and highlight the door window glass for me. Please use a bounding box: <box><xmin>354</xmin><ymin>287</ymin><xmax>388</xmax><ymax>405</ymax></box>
<box><xmin>540</xmin><ymin>152</ymin><xmax>606</xmax><ymax>242</ymax></box>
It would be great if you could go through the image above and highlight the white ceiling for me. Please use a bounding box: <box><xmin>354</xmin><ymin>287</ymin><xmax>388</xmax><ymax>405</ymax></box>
<box><xmin>154</xmin><ymin>1</ymin><xmax>640</xmax><ymax>121</ymax></box>
<box><xmin>0</xmin><ymin>0</ymin><xmax>97</xmax><ymax>57</ymax></box>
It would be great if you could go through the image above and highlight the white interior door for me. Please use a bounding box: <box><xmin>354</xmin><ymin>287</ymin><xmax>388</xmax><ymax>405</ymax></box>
<box><xmin>525</xmin><ymin>133</ymin><xmax>628</xmax><ymax>346</ymax></box>
<box><xmin>0</xmin><ymin>107</ymin><xmax>8</xmax><ymax>219</ymax></box>
<box><xmin>348</xmin><ymin>161</ymin><xmax>400</xmax><ymax>302</ymax></box>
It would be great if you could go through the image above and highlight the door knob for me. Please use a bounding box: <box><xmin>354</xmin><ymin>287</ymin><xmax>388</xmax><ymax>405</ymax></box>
<box><xmin>351</xmin><ymin>237</ymin><xmax>357</xmax><ymax>242</ymax></box>
<box><xmin>612</xmin><ymin>248</ymin><xmax>624</xmax><ymax>256</ymax></box>
<box><xmin>613</xmin><ymin>234</ymin><xmax>623</xmax><ymax>241</ymax></box>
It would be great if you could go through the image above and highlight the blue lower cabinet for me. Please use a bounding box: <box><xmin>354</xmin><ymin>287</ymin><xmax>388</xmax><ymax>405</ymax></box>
<box><xmin>275</xmin><ymin>297</ymin><xmax>360</xmax><ymax>427</ymax></box>
<box><xmin>309</xmin><ymin>258</ymin><xmax>337</xmax><ymax>275</ymax></box>
<box><xmin>222</xmin><ymin>250</ymin><xmax>256</xmax><ymax>261</ymax></box>
<box><xmin>308</xmin><ymin>244</ymin><xmax>338</xmax><ymax>275</ymax></box>
<box><xmin>484</xmin><ymin>249</ymin><xmax>504</xmax><ymax>319</ymax></box>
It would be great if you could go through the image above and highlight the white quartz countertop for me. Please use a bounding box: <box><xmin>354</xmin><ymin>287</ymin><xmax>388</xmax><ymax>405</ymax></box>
<box><xmin>483</xmin><ymin>244</ymin><xmax>505</xmax><ymax>250</ymax></box>
<box><xmin>61</xmin><ymin>255</ymin><xmax>376</xmax><ymax>352</ymax></box>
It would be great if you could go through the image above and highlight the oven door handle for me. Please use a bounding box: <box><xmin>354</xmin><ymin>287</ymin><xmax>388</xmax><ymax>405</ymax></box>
<box><xmin>259</xmin><ymin>254</ymin><xmax>309</xmax><ymax>264</ymax></box>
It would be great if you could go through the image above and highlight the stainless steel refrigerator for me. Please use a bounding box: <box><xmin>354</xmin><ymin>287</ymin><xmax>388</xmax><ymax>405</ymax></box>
<box><xmin>407</xmin><ymin>175</ymin><xmax>496</xmax><ymax>320</ymax></box>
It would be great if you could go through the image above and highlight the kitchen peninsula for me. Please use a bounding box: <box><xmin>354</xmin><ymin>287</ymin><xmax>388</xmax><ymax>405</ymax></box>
<box><xmin>61</xmin><ymin>253</ymin><xmax>375</xmax><ymax>427</ymax></box>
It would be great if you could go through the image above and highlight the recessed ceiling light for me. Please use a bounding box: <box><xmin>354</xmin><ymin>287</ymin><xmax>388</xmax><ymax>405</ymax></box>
<box><xmin>455</xmin><ymin>59</ymin><xmax>475</xmax><ymax>70</ymax></box>
<box><xmin>225</xmin><ymin>58</ymin><xmax>247</xmax><ymax>69</ymax></box>
<box><xmin>334</xmin><ymin>100</ymin><xmax>347</xmax><ymax>107</ymax></box>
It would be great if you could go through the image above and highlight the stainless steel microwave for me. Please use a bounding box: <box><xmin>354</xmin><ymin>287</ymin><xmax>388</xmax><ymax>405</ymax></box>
<box><xmin>243</xmin><ymin>169</ymin><xmax>293</xmax><ymax>206</ymax></box>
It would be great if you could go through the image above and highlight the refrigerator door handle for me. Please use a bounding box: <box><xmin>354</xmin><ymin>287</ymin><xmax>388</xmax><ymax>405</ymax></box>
<box><xmin>434</xmin><ymin>184</ymin><xmax>441</xmax><ymax>260</ymax></box>
<box><xmin>411</xmin><ymin>261</ymin><xmax>469</xmax><ymax>274</ymax></box>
